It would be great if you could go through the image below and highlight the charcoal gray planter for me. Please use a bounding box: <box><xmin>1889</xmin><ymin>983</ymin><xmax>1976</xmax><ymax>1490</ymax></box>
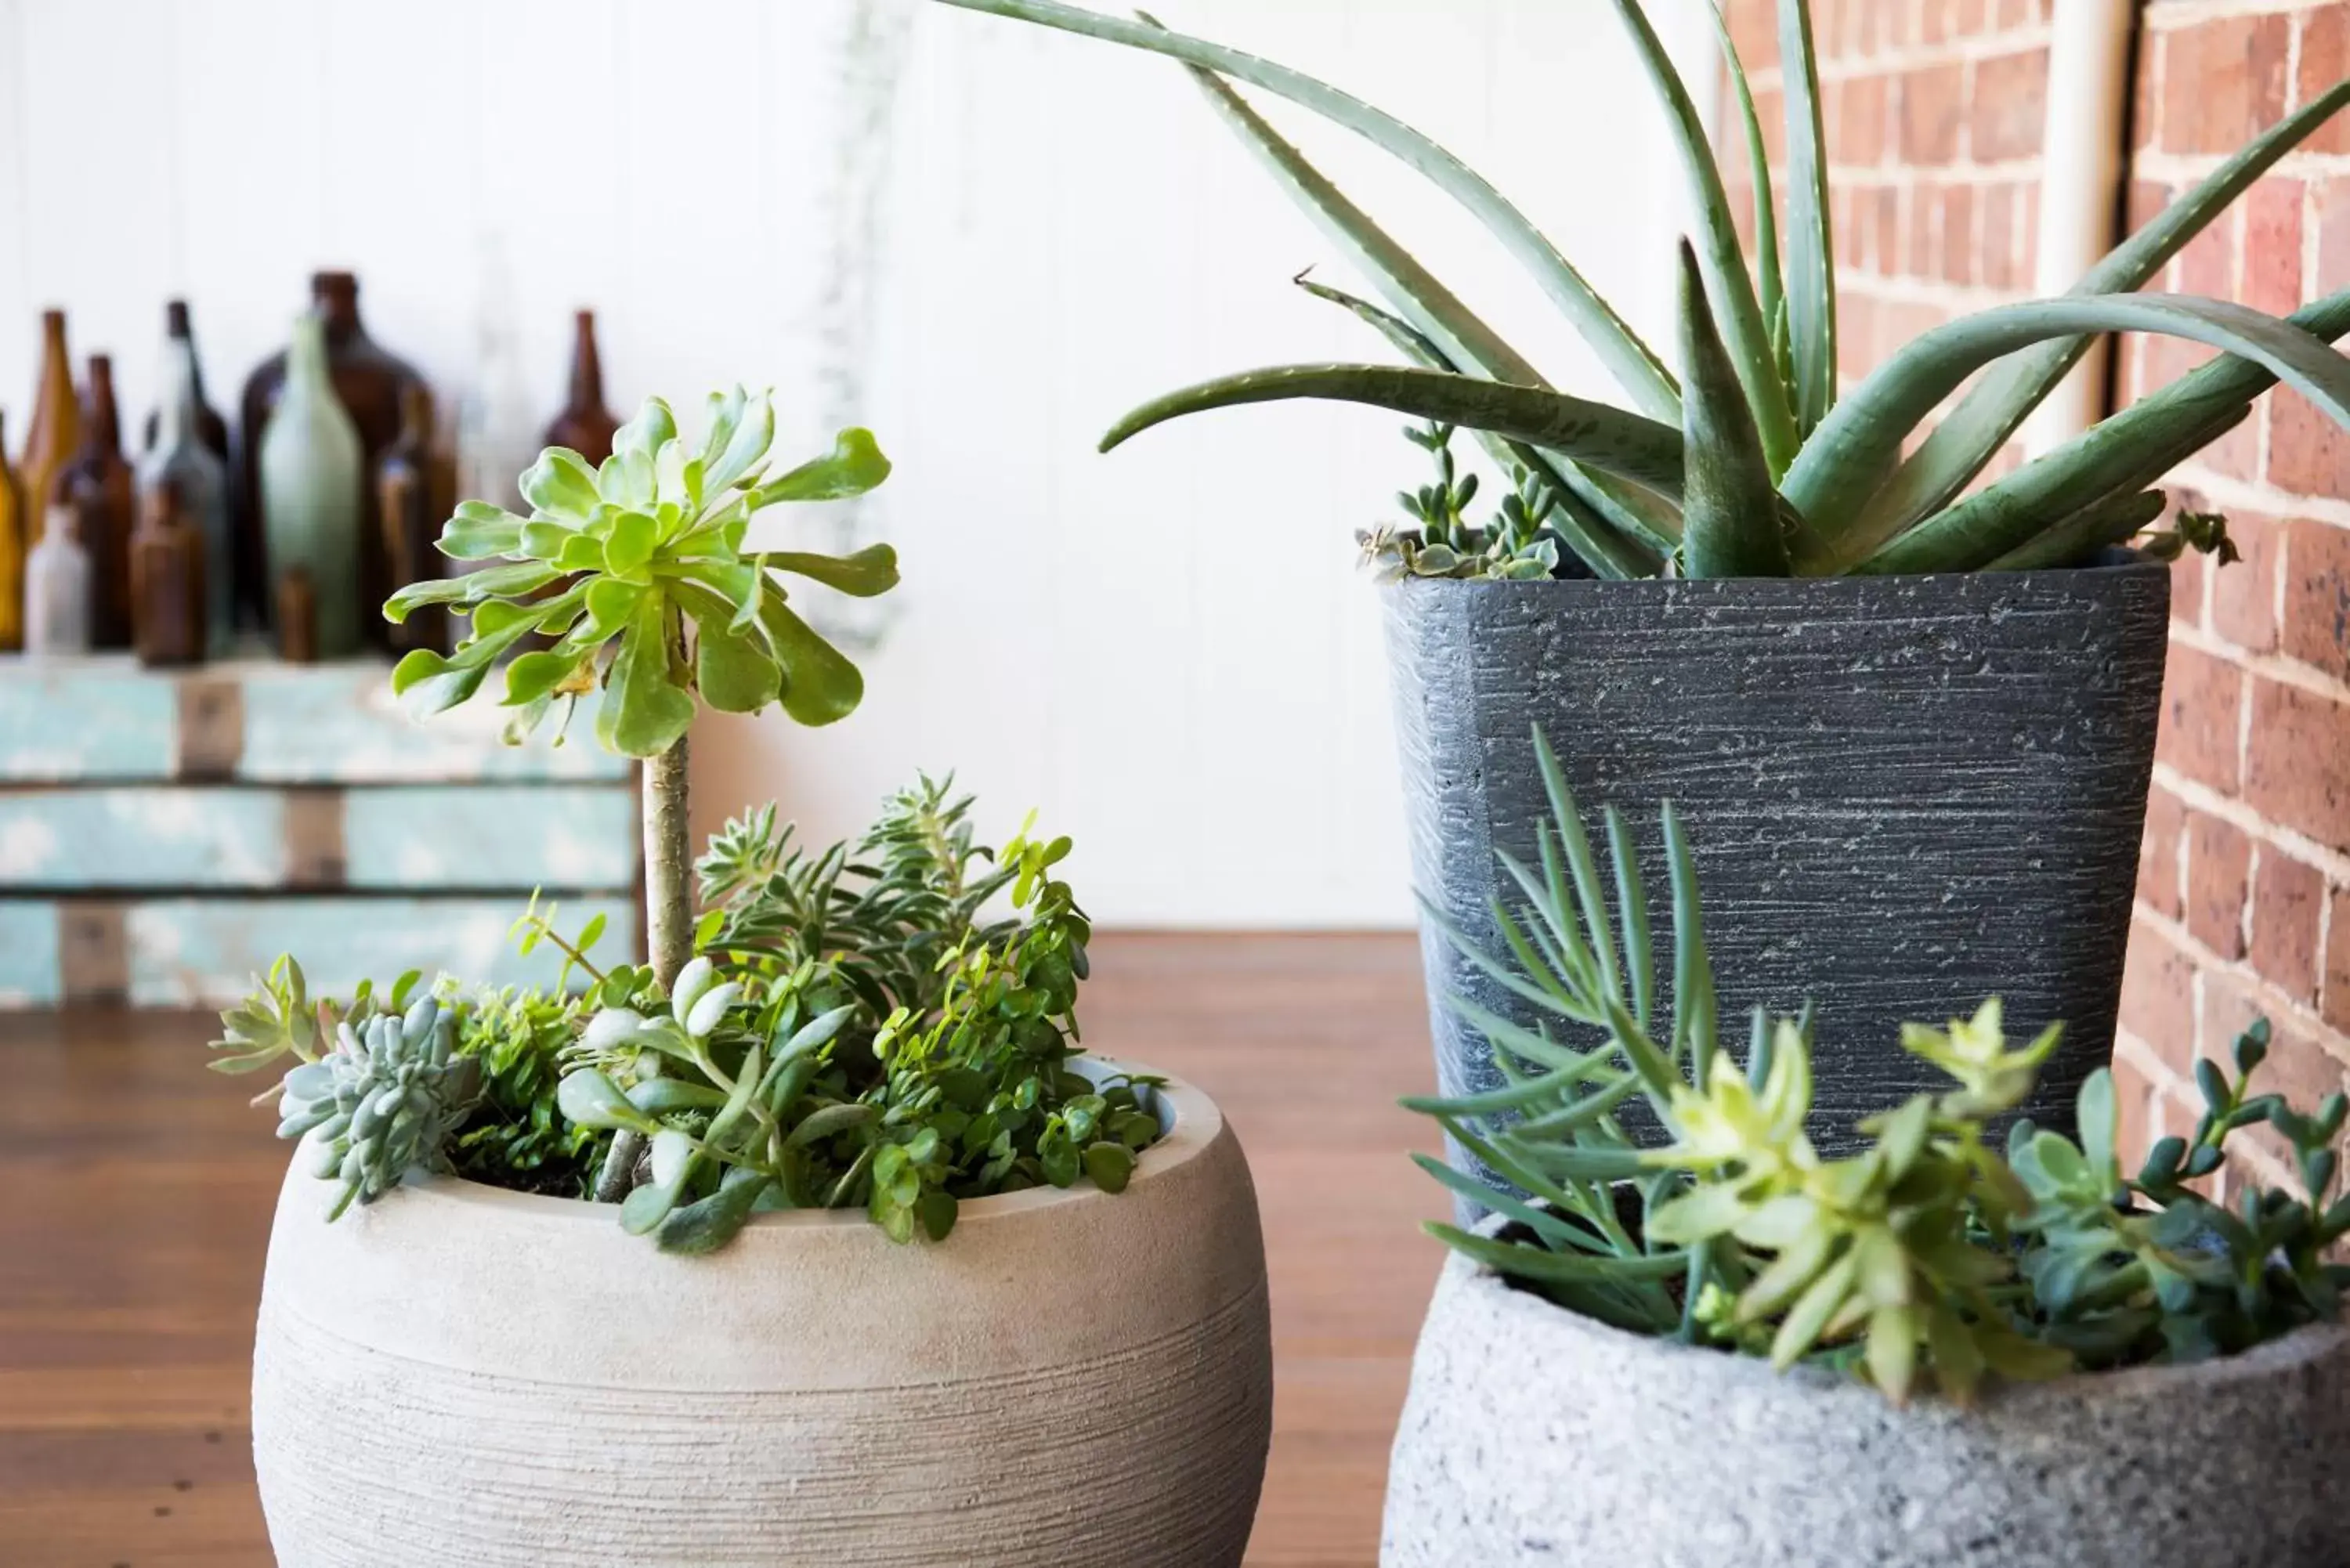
<box><xmin>1383</xmin><ymin>555</ymin><xmax>2167</xmax><ymax>1166</ymax></box>
<box><xmin>1382</xmin><ymin>1243</ymin><xmax>2350</xmax><ymax>1567</ymax></box>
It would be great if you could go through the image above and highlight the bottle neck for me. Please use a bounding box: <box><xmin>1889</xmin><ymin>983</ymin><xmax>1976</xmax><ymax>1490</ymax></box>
<box><xmin>159</xmin><ymin>340</ymin><xmax>200</xmax><ymax>448</ymax></box>
<box><xmin>313</xmin><ymin>274</ymin><xmax>363</xmax><ymax>344</ymax></box>
<box><xmin>287</xmin><ymin>314</ymin><xmax>333</xmax><ymax>388</ymax></box>
<box><xmin>81</xmin><ymin>360</ymin><xmax>121</xmax><ymax>457</ymax></box>
<box><xmin>568</xmin><ymin>313</ymin><xmax>605</xmax><ymax>410</ymax></box>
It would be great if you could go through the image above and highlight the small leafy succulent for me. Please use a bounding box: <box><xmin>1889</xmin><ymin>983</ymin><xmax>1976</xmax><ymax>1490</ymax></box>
<box><xmin>942</xmin><ymin>0</ymin><xmax>2350</xmax><ymax>582</ymax></box>
<box><xmin>273</xmin><ymin>994</ymin><xmax>480</xmax><ymax>1221</ymax></box>
<box><xmin>383</xmin><ymin>389</ymin><xmax>897</xmax><ymax>757</ymax></box>
<box><xmin>1358</xmin><ymin>423</ymin><xmax>1563</xmax><ymax>583</ymax></box>
<box><xmin>555</xmin><ymin>789</ymin><xmax>1158</xmax><ymax>1253</ymax></box>
<box><xmin>1408</xmin><ymin>730</ymin><xmax>2349</xmax><ymax>1404</ymax></box>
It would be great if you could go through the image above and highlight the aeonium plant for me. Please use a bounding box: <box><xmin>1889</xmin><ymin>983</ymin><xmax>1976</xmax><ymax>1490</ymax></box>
<box><xmin>1408</xmin><ymin>732</ymin><xmax>2348</xmax><ymax>1404</ymax></box>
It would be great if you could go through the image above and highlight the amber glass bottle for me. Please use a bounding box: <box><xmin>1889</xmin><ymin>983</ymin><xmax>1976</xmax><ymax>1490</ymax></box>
<box><xmin>53</xmin><ymin>356</ymin><xmax>136</xmax><ymax>649</ymax></box>
<box><xmin>543</xmin><ymin>309</ymin><xmax>620</xmax><ymax>464</ymax></box>
<box><xmin>0</xmin><ymin>413</ymin><xmax>23</xmax><ymax>650</ymax></box>
<box><xmin>379</xmin><ymin>383</ymin><xmax>446</xmax><ymax>656</ymax></box>
<box><xmin>19</xmin><ymin>310</ymin><xmax>77</xmax><ymax>545</ymax></box>
<box><xmin>132</xmin><ymin>485</ymin><xmax>206</xmax><ymax>667</ymax></box>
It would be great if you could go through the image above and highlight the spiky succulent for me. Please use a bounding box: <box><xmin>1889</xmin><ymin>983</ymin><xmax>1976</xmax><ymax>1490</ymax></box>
<box><xmin>273</xmin><ymin>1000</ymin><xmax>482</xmax><ymax>1220</ymax></box>
<box><xmin>1408</xmin><ymin>731</ymin><xmax>2350</xmax><ymax>1404</ymax></box>
<box><xmin>383</xmin><ymin>388</ymin><xmax>898</xmax><ymax>756</ymax></box>
<box><xmin>939</xmin><ymin>0</ymin><xmax>2350</xmax><ymax>580</ymax></box>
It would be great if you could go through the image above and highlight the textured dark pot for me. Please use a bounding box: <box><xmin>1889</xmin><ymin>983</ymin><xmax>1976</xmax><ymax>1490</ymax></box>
<box><xmin>1383</xmin><ymin>555</ymin><xmax>2168</xmax><ymax>1172</ymax></box>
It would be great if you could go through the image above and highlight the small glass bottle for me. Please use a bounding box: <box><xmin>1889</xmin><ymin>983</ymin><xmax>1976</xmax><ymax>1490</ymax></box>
<box><xmin>24</xmin><ymin>503</ymin><xmax>91</xmax><ymax>656</ymax></box>
<box><xmin>542</xmin><ymin>309</ymin><xmax>620</xmax><ymax>464</ymax></box>
<box><xmin>53</xmin><ymin>354</ymin><xmax>137</xmax><ymax>648</ymax></box>
<box><xmin>0</xmin><ymin>413</ymin><xmax>24</xmax><ymax>651</ymax></box>
<box><xmin>19</xmin><ymin>310</ymin><xmax>78</xmax><ymax>546</ymax></box>
<box><xmin>132</xmin><ymin>485</ymin><xmax>207</xmax><ymax>667</ymax></box>
<box><xmin>258</xmin><ymin>314</ymin><xmax>364</xmax><ymax>659</ymax></box>
<box><xmin>142</xmin><ymin>334</ymin><xmax>235</xmax><ymax>656</ymax></box>
<box><xmin>379</xmin><ymin>381</ymin><xmax>446</xmax><ymax>656</ymax></box>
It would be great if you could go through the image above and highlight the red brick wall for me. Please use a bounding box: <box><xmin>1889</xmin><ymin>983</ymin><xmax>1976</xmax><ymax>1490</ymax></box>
<box><xmin>1725</xmin><ymin>0</ymin><xmax>2350</xmax><ymax>1183</ymax></box>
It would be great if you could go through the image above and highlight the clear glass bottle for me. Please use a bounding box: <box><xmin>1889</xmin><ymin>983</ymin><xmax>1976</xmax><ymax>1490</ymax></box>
<box><xmin>142</xmin><ymin>335</ymin><xmax>235</xmax><ymax>656</ymax></box>
<box><xmin>24</xmin><ymin>504</ymin><xmax>90</xmax><ymax>656</ymax></box>
<box><xmin>258</xmin><ymin>314</ymin><xmax>364</xmax><ymax>659</ymax></box>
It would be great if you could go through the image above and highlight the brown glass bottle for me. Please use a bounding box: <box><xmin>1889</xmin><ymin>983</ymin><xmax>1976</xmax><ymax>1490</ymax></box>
<box><xmin>0</xmin><ymin>413</ymin><xmax>22</xmax><ymax>651</ymax></box>
<box><xmin>542</xmin><ymin>309</ymin><xmax>620</xmax><ymax>465</ymax></box>
<box><xmin>20</xmin><ymin>309</ymin><xmax>78</xmax><ymax>545</ymax></box>
<box><xmin>379</xmin><ymin>382</ymin><xmax>446</xmax><ymax>656</ymax></box>
<box><xmin>277</xmin><ymin>565</ymin><xmax>319</xmax><ymax>664</ymax></box>
<box><xmin>237</xmin><ymin>271</ymin><xmax>429</xmax><ymax>644</ymax></box>
<box><xmin>140</xmin><ymin>300</ymin><xmax>233</xmax><ymax>463</ymax></box>
<box><xmin>131</xmin><ymin>484</ymin><xmax>206</xmax><ymax>667</ymax></box>
<box><xmin>52</xmin><ymin>355</ymin><xmax>136</xmax><ymax>649</ymax></box>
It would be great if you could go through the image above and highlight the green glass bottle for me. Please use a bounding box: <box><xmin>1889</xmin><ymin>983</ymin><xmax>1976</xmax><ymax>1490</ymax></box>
<box><xmin>257</xmin><ymin>313</ymin><xmax>364</xmax><ymax>658</ymax></box>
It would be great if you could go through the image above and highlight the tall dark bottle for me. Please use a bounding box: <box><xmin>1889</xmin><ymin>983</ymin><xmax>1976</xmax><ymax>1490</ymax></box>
<box><xmin>379</xmin><ymin>382</ymin><xmax>446</xmax><ymax>656</ymax></box>
<box><xmin>238</xmin><ymin>271</ymin><xmax>428</xmax><ymax>643</ymax></box>
<box><xmin>140</xmin><ymin>301</ymin><xmax>231</xmax><ymax>462</ymax></box>
<box><xmin>542</xmin><ymin>309</ymin><xmax>620</xmax><ymax>465</ymax></box>
<box><xmin>52</xmin><ymin>356</ymin><xmax>136</xmax><ymax>649</ymax></box>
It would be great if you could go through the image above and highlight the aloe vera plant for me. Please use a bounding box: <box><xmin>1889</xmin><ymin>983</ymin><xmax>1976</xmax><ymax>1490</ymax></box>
<box><xmin>937</xmin><ymin>0</ymin><xmax>2350</xmax><ymax>579</ymax></box>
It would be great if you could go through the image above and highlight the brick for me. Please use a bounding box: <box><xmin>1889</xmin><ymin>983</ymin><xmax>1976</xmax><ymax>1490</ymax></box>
<box><xmin>2282</xmin><ymin>518</ymin><xmax>2350</xmax><ymax>681</ymax></box>
<box><xmin>2160</xmin><ymin>14</ymin><xmax>2292</xmax><ymax>157</ymax></box>
<box><xmin>1979</xmin><ymin>182</ymin><xmax>2020</xmax><ymax>291</ymax></box>
<box><xmin>2297</xmin><ymin>7</ymin><xmax>2350</xmax><ymax>157</ymax></box>
<box><xmin>1940</xmin><ymin>182</ymin><xmax>1976</xmax><ymax>285</ymax></box>
<box><xmin>2121</xmin><ymin>916</ymin><xmax>2200</xmax><ymax>1074</ymax></box>
<box><xmin>1752</xmin><ymin>85</ymin><xmax>1787</xmax><ymax>167</ymax></box>
<box><xmin>2312</xmin><ymin>176</ymin><xmax>2350</xmax><ymax>296</ymax></box>
<box><xmin>2241</xmin><ymin>179</ymin><xmax>2302</xmax><ymax>320</ymax></box>
<box><xmin>2209</xmin><ymin>510</ymin><xmax>2280</xmax><ymax>654</ymax></box>
<box><xmin>2266</xmin><ymin>391</ymin><xmax>2350</xmax><ymax>498</ymax></box>
<box><xmin>2243</xmin><ymin>677</ymin><xmax>2350</xmax><ymax>848</ymax></box>
<box><xmin>2249</xmin><ymin>849</ymin><xmax>2325</xmax><ymax>1003</ymax></box>
<box><xmin>1908</xmin><ymin>180</ymin><xmax>1941</xmax><ymax>279</ymax></box>
<box><xmin>1727</xmin><ymin>0</ymin><xmax>1778</xmax><ymax>74</ymax></box>
<box><xmin>1899</xmin><ymin>63</ymin><xmax>1967</xmax><ymax>164</ymax></box>
<box><xmin>2112</xmin><ymin>1051</ymin><xmax>2167</xmax><ymax>1171</ymax></box>
<box><xmin>2327</xmin><ymin>884</ymin><xmax>2350</xmax><ymax>1033</ymax></box>
<box><xmin>2185</xmin><ymin>811</ymin><xmax>2252</xmax><ymax>959</ymax></box>
<box><xmin>1972</xmin><ymin>49</ymin><xmax>2048</xmax><ymax>163</ymax></box>
<box><xmin>2156</xmin><ymin>641</ymin><xmax>2244</xmax><ymax>794</ymax></box>
<box><xmin>2138</xmin><ymin>784</ymin><xmax>2187</xmax><ymax>920</ymax></box>
<box><xmin>1871</xmin><ymin>184</ymin><xmax>1902</xmax><ymax>273</ymax></box>
<box><xmin>1840</xmin><ymin>74</ymin><xmax>1888</xmax><ymax>168</ymax></box>
<box><xmin>2199</xmin><ymin>979</ymin><xmax>2349</xmax><ymax>1158</ymax></box>
<box><xmin>2125</xmin><ymin>179</ymin><xmax>2171</xmax><ymax>260</ymax></box>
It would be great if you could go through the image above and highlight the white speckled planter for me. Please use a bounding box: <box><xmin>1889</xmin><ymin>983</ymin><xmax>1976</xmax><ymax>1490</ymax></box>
<box><xmin>1383</xmin><ymin>1245</ymin><xmax>2350</xmax><ymax>1568</ymax></box>
<box><xmin>253</xmin><ymin>1065</ymin><xmax>1271</xmax><ymax>1568</ymax></box>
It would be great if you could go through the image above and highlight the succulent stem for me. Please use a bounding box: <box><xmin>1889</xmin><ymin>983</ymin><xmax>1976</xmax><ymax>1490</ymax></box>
<box><xmin>644</xmin><ymin>732</ymin><xmax>694</xmax><ymax>993</ymax></box>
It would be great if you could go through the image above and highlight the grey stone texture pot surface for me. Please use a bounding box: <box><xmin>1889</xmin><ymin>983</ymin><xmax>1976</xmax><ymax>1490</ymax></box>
<box><xmin>1383</xmin><ymin>1247</ymin><xmax>2350</xmax><ymax>1568</ymax></box>
<box><xmin>251</xmin><ymin>1063</ymin><xmax>1271</xmax><ymax>1568</ymax></box>
<box><xmin>1382</xmin><ymin>556</ymin><xmax>2169</xmax><ymax>1156</ymax></box>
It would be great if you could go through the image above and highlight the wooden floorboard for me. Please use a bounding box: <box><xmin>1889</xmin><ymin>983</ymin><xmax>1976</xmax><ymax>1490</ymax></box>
<box><xmin>0</xmin><ymin>930</ymin><xmax>1442</xmax><ymax>1567</ymax></box>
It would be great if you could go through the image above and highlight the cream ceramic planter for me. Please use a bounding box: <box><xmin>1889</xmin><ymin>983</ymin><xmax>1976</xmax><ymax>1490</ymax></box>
<box><xmin>1383</xmin><ymin>1245</ymin><xmax>2350</xmax><ymax>1568</ymax></box>
<box><xmin>253</xmin><ymin>1065</ymin><xmax>1271</xmax><ymax>1567</ymax></box>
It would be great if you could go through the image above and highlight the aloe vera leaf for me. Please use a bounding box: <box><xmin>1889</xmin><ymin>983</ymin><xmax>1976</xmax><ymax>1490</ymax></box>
<box><xmin>934</xmin><ymin>0</ymin><xmax>1682</xmax><ymax>418</ymax></box>
<box><xmin>1297</xmin><ymin>275</ymin><xmax>1666</xmax><ymax>576</ymax></box>
<box><xmin>1860</xmin><ymin>398</ymin><xmax>2247</xmax><ymax>576</ymax></box>
<box><xmin>1777</xmin><ymin>0</ymin><xmax>1838</xmax><ymax>433</ymax></box>
<box><xmin>1607</xmin><ymin>0</ymin><xmax>1796</xmax><ymax>475</ymax></box>
<box><xmin>1842</xmin><ymin>78</ymin><xmax>2350</xmax><ymax>549</ymax></box>
<box><xmin>1710</xmin><ymin>0</ymin><xmax>1784</xmax><ymax>336</ymax></box>
<box><xmin>1101</xmin><ymin>362</ymin><xmax>1689</xmax><ymax>497</ymax></box>
<box><xmin>1980</xmin><ymin>488</ymin><xmax>2170</xmax><ymax>573</ymax></box>
<box><xmin>1676</xmin><ymin>244</ymin><xmax>1794</xmax><ymax>577</ymax></box>
<box><xmin>1785</xmin><ymin>293</ymin><xmax>2350</xmax><ymax>551</ymax></box>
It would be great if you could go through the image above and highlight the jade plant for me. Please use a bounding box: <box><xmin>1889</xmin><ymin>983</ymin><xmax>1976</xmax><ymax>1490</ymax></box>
<box><xmin>1408</xmin><ymin>732</ymin><xmax>2348</xmax><ymax>1403</ymax></box>
<box><xmin>208</xmin><ymin>400</ymin><xmax>1162</xmax><ymax>1252</ymax></box>
<box><xmin>939</xmin><ymin>0</ymin><xmax>2350</xmax><ymax>580</ymax></box>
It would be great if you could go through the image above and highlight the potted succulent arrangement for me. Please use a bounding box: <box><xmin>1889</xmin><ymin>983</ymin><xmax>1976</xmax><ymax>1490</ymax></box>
<box><xmin>1379</xmin><ymin>736</ymin><xmax>2350</xmax><ymax>1566</ymax></box>
<box><xmin>931</xmin><ymin>0</ymin><xmax>2350</xmax><ymax>1151</ymax></box>
<box><xmin>205</xmin><ymin>394</ymin><xmax>1273</xmax><ymax>1567</ymax></box>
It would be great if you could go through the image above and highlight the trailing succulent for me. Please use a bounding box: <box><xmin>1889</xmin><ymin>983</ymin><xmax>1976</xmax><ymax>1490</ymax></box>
<box><xmin>210</xmin><ymin>779</ymin><xmax>1162</xmax><ymax>1255</ymax></box>
<box><xmin>1407</xmin><ymin>732</ymin><xmax>2349</xmax><ymax>1404</ymax></box>
<box><xmin>938</xmin><ymin>0</ymin><xmax>2350</xmax><ymax>581</ymax></box>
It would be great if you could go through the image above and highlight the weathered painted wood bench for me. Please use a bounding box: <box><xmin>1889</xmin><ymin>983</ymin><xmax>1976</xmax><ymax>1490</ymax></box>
<box><xmin>0</xmin><ymin>657</ymin><xmax>640</xmax><ymax>1008</ymax></box>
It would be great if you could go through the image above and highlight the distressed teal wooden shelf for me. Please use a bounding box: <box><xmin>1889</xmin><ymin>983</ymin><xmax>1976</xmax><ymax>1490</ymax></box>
<box><xmin>0</xmin><ymin>657</ymin><xmax>642</xmax><ymax>1009</ymax></box>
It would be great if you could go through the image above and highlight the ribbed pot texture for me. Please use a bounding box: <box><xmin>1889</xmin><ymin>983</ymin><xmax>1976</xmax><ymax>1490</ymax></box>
<box><xmin>1383</xmin><ymin>1246</ymin><xmax>2350</xmax><ymax>1567</ymax></box>
<box><xmin>251</xmin><ymin>1066</ymin><xmax>1271</xmax><ymax>1567</ymax></box>
<box><xmin>1382</xmin><ymin>556</ymin><xmax>2168</xmax><ymax>1162</ymax></box>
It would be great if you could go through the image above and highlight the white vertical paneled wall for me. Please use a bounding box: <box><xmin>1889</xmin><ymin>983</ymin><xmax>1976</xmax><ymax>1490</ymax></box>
<box><xmin>0</xmin><ymin>0</ymin><xmax>1710</xmax><ymax>928</ymax></box>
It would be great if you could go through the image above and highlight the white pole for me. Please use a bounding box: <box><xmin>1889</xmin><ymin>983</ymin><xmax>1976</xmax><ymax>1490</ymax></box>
<box><xmin>2024</xmin><ymin>0</ymin><xmax>2138</xmax><ymax>457</ymax></box>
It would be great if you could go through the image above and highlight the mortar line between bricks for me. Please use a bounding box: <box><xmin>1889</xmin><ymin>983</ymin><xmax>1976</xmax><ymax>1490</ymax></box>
<box><xmin>2152</xmin><ymin>763</ymin><xmax>2350</xmax><ymax>884</ymax></box>
<box><xmin>2164</xmin><ymin>622</ymin><xmax>2350</xmax><ymax>707</ymax></box>
<box><xmin>2144</xmin><ymin>0</ymin><xmax>2338</xmax><ymax>29</ymax></box>
<box><xmin>1741</xmin><ymin>31</ymin><xmax>2056</xmax><ymax>89</ymax></box>
<box><xmin>2135</xmin><ymin>905</ymin><xmax>2350</xmax><ymax>1065</ymax></box>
